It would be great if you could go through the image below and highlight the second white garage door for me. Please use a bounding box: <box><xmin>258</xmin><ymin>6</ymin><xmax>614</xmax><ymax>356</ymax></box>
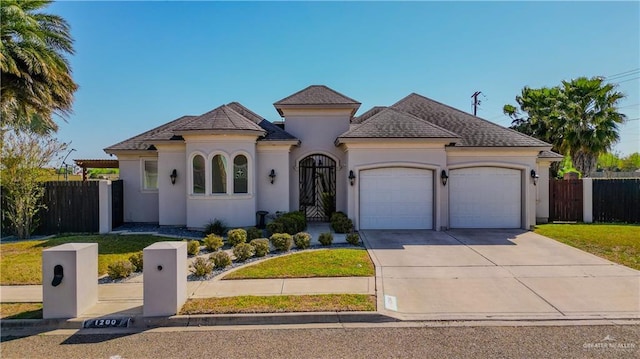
<box><xmin>360</xmin><ymin>167</ymin><xmax>433</xmax><ymax>229</ymax></box>
<box><xmin>449</xmin><ymin>167</ymin><xmax>521</xmax><ymax>228</ymax></box>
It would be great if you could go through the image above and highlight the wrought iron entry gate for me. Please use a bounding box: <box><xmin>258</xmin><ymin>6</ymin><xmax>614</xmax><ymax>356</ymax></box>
<box><xmin>299</xmin><ymin>154</ymin><xmax>336</xmax><ymax>221</ymax></box>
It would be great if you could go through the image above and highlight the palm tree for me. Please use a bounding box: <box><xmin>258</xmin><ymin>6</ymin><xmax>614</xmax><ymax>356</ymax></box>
<box><xmin>505</xmin><ymin>77</ymin><xmax>625</xmax><ymax>177</ymax></box>
<box><xmin>558</xmin><ymin>77</ymin><xmax>625</xmax><ymax>176</ymax></box>
<box><xmin>0</xmin><ymin>0</ymin><xmax>78</xmax><ymax>134</ymax></box>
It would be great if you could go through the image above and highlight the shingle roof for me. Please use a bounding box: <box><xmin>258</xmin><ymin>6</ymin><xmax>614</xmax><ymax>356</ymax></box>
<box><xmin>391</xmin><ymin>93</ymin><xmax>551</xmax><ymax>147</ymax></box>
<box><xmin>105</xmin><ymin>103</ymin><xmax>298</xmax><ymax>153</ymax></box>
<box><xmin>338</xmin><ymin>107</ymin><xmax>460</xmax><ymax>140</ymax></box>
<box><xmin>174</xmin><ymin>105</ymin><xmax>264</xmax><ymax>133</ymax></box>
<box><xmin>274</xmin><ymin>85</ymin><xmax>361</xmax><ymax>106</ymax></box>
<box><xmin>105</xmin><ymin>115</ymin><xmax>196</xmax><ymax>151</ymax></box>
<box><xmin>226</xmin><ymin>102</ymin><xmax>298</xmax><ymax>141</ymax></box>
<box><xmin>351</xmin><ymin>106</ymin><xmax>387</xmax><ymax>124</ymax></box>
<box><xmin>538</xmin><ymin>150</ymin><xmax>564</xmax><ymax>159</ymax></box>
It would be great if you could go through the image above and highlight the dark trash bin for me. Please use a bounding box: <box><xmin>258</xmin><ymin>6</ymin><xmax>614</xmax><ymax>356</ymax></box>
<box><xmin>256</xmin><ymin>211</ymin><xmax>268</xmax><ymax>229</ymax></box>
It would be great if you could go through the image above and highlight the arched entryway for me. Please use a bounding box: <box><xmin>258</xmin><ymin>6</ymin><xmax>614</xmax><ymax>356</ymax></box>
<box><xmin>299</xmin><ymin>154</ymin><xmax>336</xmax><ymax>221</ymax></box>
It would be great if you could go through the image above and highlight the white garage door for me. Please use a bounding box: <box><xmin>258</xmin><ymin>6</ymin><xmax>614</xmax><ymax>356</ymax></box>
<box><xmin>449</xmin><ymin>167</ymin><xmax>521</xmax><ymax>228</ymax></box>
<box><xmin>360</xmin><ymin>168</ymin><xmax>433</xmax><ymax>229</ymax></box>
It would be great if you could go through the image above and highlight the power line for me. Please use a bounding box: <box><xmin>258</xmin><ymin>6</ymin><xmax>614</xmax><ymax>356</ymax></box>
<box><xmin>605</xmin><ymin>68</ymin><xmax>640</xmax><ymax>80</ymax></box>
<box><xmin>615</xmin><ymin>76</ymin><xmax>640</xmax><ymax>84</ymax></box>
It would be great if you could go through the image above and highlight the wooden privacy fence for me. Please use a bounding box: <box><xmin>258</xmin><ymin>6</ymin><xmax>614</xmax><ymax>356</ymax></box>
<box><xmin>592</xmin><ymin>179</ymin><xmax>640</xmax><ymax>223</ymax></box>
<box><xmin>549</xmin><ymin>179</ymin><xmax>583</xmax><ymax>222</ymax></box>
<box><xmin>36</xmin><ymin>181</ymin><xmax>100</xmax><ymax>234</ymax></box>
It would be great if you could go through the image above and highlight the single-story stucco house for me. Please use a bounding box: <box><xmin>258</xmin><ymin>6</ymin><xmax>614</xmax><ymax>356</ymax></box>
<box><xmin>105</xmin><ymin>85</ymin><xmax>563</xmax><ymax>231</ymax></box>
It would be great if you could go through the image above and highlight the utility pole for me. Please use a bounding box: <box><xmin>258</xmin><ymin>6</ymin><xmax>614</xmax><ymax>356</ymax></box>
<box><xmin>471</xmin><ymin>91</ymin><xmax>482</xmax><ymax>116</ymax></box>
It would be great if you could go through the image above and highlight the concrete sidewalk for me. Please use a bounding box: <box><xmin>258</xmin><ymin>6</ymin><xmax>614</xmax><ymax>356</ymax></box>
<box><xmin>1</xmin><ymin>276</ymin><xmax>375</xmax><ymax>317</ymax></box>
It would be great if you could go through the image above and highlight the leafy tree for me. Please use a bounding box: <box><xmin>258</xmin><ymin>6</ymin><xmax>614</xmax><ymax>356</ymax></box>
<box><xmin>1</xmin><ymin>130</ymin><xmax>66</xmax><ymax>238</ymax></box>
<box><xmin>620</xmin><ymin>152</ymin><xmax>640</xmax><ymax>172</ymax></box>
<box><xmin>0</xmin><ymin>0</ymin><xmax>78</xmax><ymax>134</ymax></box>
<box><xmin>597</xmin><ymin>152</ymin><xmax>621</xmax><ymax>173</ymax></box>
<box><xmin>504</xmin><ymin>77</ymin><xmax>626</xmax><ymax>176</ymax></box>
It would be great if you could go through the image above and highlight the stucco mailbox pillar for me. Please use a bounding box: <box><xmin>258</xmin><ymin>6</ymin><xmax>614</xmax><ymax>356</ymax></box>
<box><xmin>143</xmin><ymin>242</ymin><xmax>187</xmax><ymax>317</ymax></box>
<box><xmin>42</xmin><ymin>243</ymin><xmax>98</xmax><ymax>319</ymax></box>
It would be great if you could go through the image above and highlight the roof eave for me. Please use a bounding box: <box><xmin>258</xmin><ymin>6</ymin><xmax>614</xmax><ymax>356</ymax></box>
<box><xmin>174</xmin><ymin>129</ymin><xmax>266</xmax><ymax>136</ymax></box>
<box><xmin>274</xmin><ymin>103</ymin><xmax>361</xmax><ymax>117</ymax></box>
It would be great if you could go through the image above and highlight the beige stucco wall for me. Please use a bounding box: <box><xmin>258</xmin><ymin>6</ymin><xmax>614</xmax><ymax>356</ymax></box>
<box><xmin>183</xmin><ymin>134</ymin><xmax>259</xmax><ymax>229</ymax></box>
<box><xmin>445</xmin><ymin>148</ymin><xmax>541</xmax><ymax>229</ymax></box>
<box><xmin>342</xmin><ymin>142</ymin><xmax>448</xmax><ymax>230</ymax></box>
<box><xmin>535</xmin><ymin>160</ymin><xmax>552</xmax><ymax>223</ymax></box>
<box><xmin>117</xmin><ymin>153</ymin><xmax>159</xmax><ymax>223</ymax></box>
<box><xmin>156</xmin><ymin>143</ymin><xmax>187</xmax><ymax>226</ymax></box>
<box><xmin>256</xmin><ymin>143</ymin><xmax>292</xmax><ymax>214</ymax></box>
<box><xmin>281</xmin><ymin>108</ymin><xmax>352</xmax><ymax>214</ymax></box>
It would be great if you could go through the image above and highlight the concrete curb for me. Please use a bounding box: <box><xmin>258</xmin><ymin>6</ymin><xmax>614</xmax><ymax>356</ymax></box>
<box><xmin>0</xmin><ymin>312</ymin><xmax>395</xmax><ymax>330</ymax></box>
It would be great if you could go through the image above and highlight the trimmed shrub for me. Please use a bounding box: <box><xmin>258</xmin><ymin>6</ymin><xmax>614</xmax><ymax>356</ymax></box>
<box><xmin>330</xmin><ymin>212</ymin><xmax>353</xmax><ymax>233</ymax></box>
<box><xmin>227</xmin><ymin>228</ymin><xmax>247</xmax><ymax>246</ymax></box>
<box><xmin>250</xmin><ymin>238</ymin><xmax>270</xmax><ymax>257</ymax></box>
<box><xmin>210</xmin><ymin>251</ymin><xmax>232</xmax><ymax>269</ymax></box>
<box><xmin>267</xmin><ymin>211</ymin><xmax>306</xmax><ymax>235</ymax></box>
<box><xmin>293</xmin><ymin>232</ymin><xmax>312</xmax><ymax>249</ymax></box>
<box><xmin>346</xmin><ymin>232</ymin><xmax>360</xmax><ymax>246</ymax></box>
<box><xmin>203</xmin><ymin>234</ymin><xmax>224</xmax><ymax>252</ymax></box>
<box><xmin>247</xmin><ymin>227</ymin><xmax>263</xmax><ymax>241</ymax></box>
<box><xmin>108</xmin><ymin>260</ymin><xmax>135</xmax><ymax>279</ymax></box>
<box><xmin>204</xmin><ymin>218</ymin><xmax>226</xmax><ymax>236</ymax></box>
<box><xmin>128</xmin><ymin>251</ymin><xmax>143</xmax><ymax>272</ymax></box>
<box><xmin>233</xmin><ymin>243</ymin><xmax>255</xmax><ymax>262</ymax></box>
<box><xmin>187</xmin><ymin>240</ymin><xmax>201</xmax><ymax>256</ymax></box>
<box><xmin>266</xmin><ymin>221</ymin><xmax>284</xmax><ymax>236</ymax></box>
<box><xmin>318</xmin><ymin>232</ymin><xmax>333</xmax><ymax>246</ymax></box>
<box><xmin>270</xmin><ymin>233</ymin><xmax>293</xmax><ymax>252</ymax></box>
<box><xmin>190</xmin><ymin>257</ymin><xmax>213</xmax><ymax>277</ymax></box>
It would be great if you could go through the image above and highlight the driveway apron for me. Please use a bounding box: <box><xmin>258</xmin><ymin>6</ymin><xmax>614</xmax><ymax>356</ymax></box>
<box><xmin>361</xmin><ymin>229</ymin><xmax>640</xmax><ymax>321</ymax></box>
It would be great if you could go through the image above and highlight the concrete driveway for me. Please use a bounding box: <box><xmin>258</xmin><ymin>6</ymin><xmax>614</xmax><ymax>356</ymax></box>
<box><xmin>361</xmin><ymin>229</ymin><xmax>640</xmax><ymax>321</ymax></box>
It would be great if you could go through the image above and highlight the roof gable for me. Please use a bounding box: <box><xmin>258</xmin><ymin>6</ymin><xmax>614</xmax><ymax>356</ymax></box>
<box><xmin>105</xmin><ymin>115</ymin><xmax>197</xmax><ymax>152</ymax></box>
<box><xmin>274</xmin><ymin>85</ymin><xmax>361</xmax><ymax>106</ymax></box>
<box><xmin>226</xmin><ymin>102</ymin><xmax>298</xmax><ymax>141</ymax></box>
<box><xmin>338</xmin><ymin>107</ymin><xmax>460</xmax><ymax>140</ymax></box>
<box><xmin>391</xmin><ymin>93</ymin><xmax>551</xmax><ymax>147</ymax></box>
<box><xmin>352</xmin><ymin>106</ymin><xmax>387</xmax><ymax>124</ymax></box>
<box><xmin>174</xmin><ymin>105</ymin><xmax>264</xmax><ymax>133</ymax></box>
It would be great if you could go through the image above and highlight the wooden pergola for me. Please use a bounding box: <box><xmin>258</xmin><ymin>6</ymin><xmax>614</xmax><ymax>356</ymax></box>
<box><xmin>74</xmin><ymin>159</ymin><xmax>119</xmax><ymax>181</ymax></box>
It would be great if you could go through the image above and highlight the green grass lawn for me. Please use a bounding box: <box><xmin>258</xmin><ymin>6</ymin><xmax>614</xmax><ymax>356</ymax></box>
<box><xmin>0</xmin><ymin>235</ymin><xmax>177</xmax><ymax>285</ymax></box>
<box><xmin>0</xmin><ymin>303</ymin><xmax>43</xmax><ymax>319</ymax></box>
<box><xmin>535</xmin><ymin>224</ymin><xmax>640</xmax><ymax>270</ymax></box>
<box><xmin>222</xmin><ymin>249</ymin><xmax>375</xmax><ymax>280</ymax></box>
<box><xmin>180</xmin><ymin>294</ymin><xmax>375</xmax><ymax>314</ymax></box>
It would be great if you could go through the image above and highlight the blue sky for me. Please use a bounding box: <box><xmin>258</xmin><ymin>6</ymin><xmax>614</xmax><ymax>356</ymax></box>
<box><xmin>49</xmin><ymin>1</ymin><xmax>639</xmax><ymax>162</ymax></box>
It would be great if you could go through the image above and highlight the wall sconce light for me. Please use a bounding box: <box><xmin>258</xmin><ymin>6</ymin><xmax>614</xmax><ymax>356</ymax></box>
<box><xmin>440</xmin><ymin>170</ymin><xmax>449</xmax><ymax>186</ymax></box>
<box><xmin>348</xmin><ymin>170</ymin><xmax>356</xmax><ymax>186</ymax></box>
<box><xmin>269</xmin><ymin>169</ymin><xmax>276</xmax><ymax>184</ymax></box>
<box><xmin>530</xmin><ymin>169</ymin><xmax>539</xmax><ymax>186</ymax></box>
<box><xmin>170</xmin><ymin>169</ymin><xmax>177</xmax><ymax>185</ymax></box>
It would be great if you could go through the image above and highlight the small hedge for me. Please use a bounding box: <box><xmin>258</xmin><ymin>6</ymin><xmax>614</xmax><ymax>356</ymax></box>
<box><xmin>330</xmin><ymin>212</ymin><xmax>353</xmax><ymax>233</ymax></box>
<box><xmin>319</xmin><ymin>232</ymin><xmax>333</xmax><ymax>246</ymax></box>
<box><xmin>233</xmin><ymin>243</ymin><xmax>255</xmax><ymax>262</ymax></box>
<box><xmin>210</xmin><ymin>251</ymin><xmax>232</xmax><ymax>269</ymax></box>
<box><xmin>191</xmin><ymin>257</ymin><xmax>213</xmax><ymax>277</ymax></box>
<box><xmin>203</xmin><ymin>234</ymin><xmax>224</xmax><ymax>252</ymax></box>
<box><xmin>204</xmin><ymin>218</ymin><xmax>226</xmax><ymax>235</ymax></box>
<box><xmin>250</xmin><ymin>238</ymin><xmax>270</xmax><ymax>257</ymax></box>
<box><xmin>270</xmin><ymin>233</ymin><xmax>293</xmax><ymax>252</ymax></box>
<box><xmin>247</xmin><ymin>227</ymin><xmax>263</xmax><ymax>241</ymax></box>
<box><xmin>293</xmin><ymin>232</ymin><xmax>312</xmax><ymax>249</ymax></box>
<box><xmin>187</xmin><ymin>240</ymin><xmax>201</xmax><ymax>256</ymax></box>
<box><xmin>128</xmin><ymin>252</ymin><xmax>143</xmax><ymax>272</ymax></box>
<box><xmin>267</xmin><ymin>211</ymin><xmax>306</xmax><ymax>235</ymax></box>
<box><xmin>108</xmin><ymin>260</ymin><xmax>135</xmax><ymax>279</ymax></box>
<box><xmin>346</xmin><ymin>232</ymin><xmax>360</xmax><ymax>246</ymax></box>
<box><xmin>227</xmin><ymin>228</ymin><xmax>247</xmax><ymax>246</ymax></box>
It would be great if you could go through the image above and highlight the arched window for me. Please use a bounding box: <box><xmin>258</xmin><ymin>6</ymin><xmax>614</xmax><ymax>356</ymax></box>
<box><xmin>211</xmin><ymin>154</ymin><xmax>227</xmax><ymax>194</ymax></box>
<box><xmin>233</xmin><ymin>155</ymin><xmax>248</xmax><ymax>194</ymax></box>
<box><xmin>192</xmin><ymin>155</ymin><xmax>205</xmax><ymax>194</ymax></box>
